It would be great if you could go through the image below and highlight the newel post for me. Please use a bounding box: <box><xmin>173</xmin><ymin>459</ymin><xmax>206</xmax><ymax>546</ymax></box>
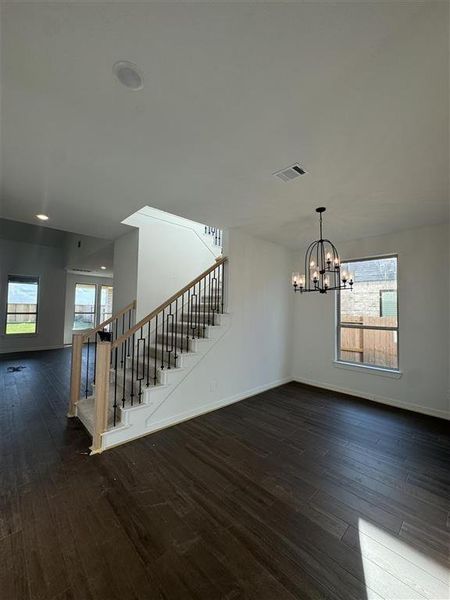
<box><xmin>68</xmin><ymin>333</ymin><xmax>84</xmax><ymax>417</ymax></box>
<box><xmin>90</xmin><ymin>341</ymin><xmax>111</xmax><ymax>454</ymax></box>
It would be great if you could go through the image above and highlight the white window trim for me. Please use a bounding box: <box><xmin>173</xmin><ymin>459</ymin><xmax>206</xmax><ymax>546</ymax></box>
<box><xmin>333</xmin><ymin>360</ymin><xmax>402</xmax><ymax>378</ymax></box>
<box><xmin>335</xmin><ymin>254</ymin><xmax>400</xmax><ymax>375</ymax></box>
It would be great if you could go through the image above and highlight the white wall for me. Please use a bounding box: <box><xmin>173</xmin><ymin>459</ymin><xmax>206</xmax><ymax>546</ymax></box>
<box><xmin>0</xmin><ymin>237</ymin><xmax>67</xmax><ymax>353</ymax></box>
<box><xmin>63</xmin><ymin>273</ymin><xmax>114</xmax><ymax>345</ymax></box>
<box><xmin>112</xmin><ymin>229</ymin><xmax>138</xmax><ymax>314</ymax></box>
<box><xmin>148</xmin><ymin>229</ymin><xmax>293</xmax><ymax>424</ymax></box>
<box><xmin>291</xmin><ymin>223</ymin><xmax>449</xmax><ymax>419</ymax></box>
<box><xmin>125</xmin><ymin>210</ymin><xmax>220</xmax><ymax>321</ymax></box>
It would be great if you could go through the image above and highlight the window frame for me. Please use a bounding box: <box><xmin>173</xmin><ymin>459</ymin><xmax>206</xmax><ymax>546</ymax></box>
<box><xmin>5</xmin><ymin>274</ymin><xmax>40</xmax><ymax>336</ymax></box>
<box><xmin>335</xmin><ymin>254</ymin><xmax>400</xmax><ymax>373</ymax></box>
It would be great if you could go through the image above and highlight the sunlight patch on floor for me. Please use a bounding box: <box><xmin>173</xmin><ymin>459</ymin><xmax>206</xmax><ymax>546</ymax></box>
<box><xmin>357</xmin><ymin>518</ymin><xmax>449</xmax><ymax>600</ymax></box>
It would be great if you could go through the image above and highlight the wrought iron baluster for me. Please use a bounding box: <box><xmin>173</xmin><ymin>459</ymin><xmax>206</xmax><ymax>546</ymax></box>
<box><xmin>171</xmin><ymin>303</ymin><xmax>175</xmax><ymax>366</ymax></box>
<box><xmin>215</xmin><ymin>266</ymin><xmax>220</xmax><ymax>317</ymax></box>
<box><xmin>198</xmin><ymin>281</ymin><xmax>201</xmax><ymax>333</ymax></box>
<box><xmin>180</xmin><ymin>293</ymin><xmax>185</xmax><ymax>353</ymax></box>
<box><xmin>166</xmin><ymin>308</ymin><xmax>174</xmax><ymax>369</ymax></box>
<box><xmin>130</xmin><ymin>332</ymin><xmax>135</xmax><ymax>406</ymax></box>
<box><xmin>121</xmin><ymin>314</ymin><xmax>125</xmax><ymax>365</ymax></box>
<box><xmin>85</xmin><ymin>337</ymin><xmax>90</xmax><ymax>398</ymax></box>
<box><xmin>221</xmin><ymin>261</ymin><xmax>225</xmax><ymax>314</ymax></box>
<box><xmin>190</xmin><ymin>289</ymin><xmax>197</xmax><ymax>339</ymax></box>
<box><xmin>113</xmin><ymin>347</ymin><xmax>118</xmax><ymax>426</ymax></box>
<box><xmin>122</xmin><ymin>340</ymin><xmax>126</xmax><ymax>407</ymax></box>
<box><xmin>146</xmin><ymin>321</ymin><xmax>151</xmax><ymax>387</ymax></box>
<box><xmin>161</xmin><ymin>308</ymin><xmax>165</xmax><ymax>369</ymax></box>
<box><xmin>211</xmin><ymin>274</ymin><xmax>216</xmax><ymax>326</ymax></box>
<box><xmin>202</xmin><ymin>277</ymin><xmax>206</xmax><ymax>334</ymax></box>
<box><xmin>127</xmin><ymin>309</ymin><xmax>132</xmax><ymax>357</ymax></box>
<box><xmin>137</xmin><ymin>327</ymin><xmax>144</xmax><ymax>403</ymax></box>
<box><xmin>208</xmin><ymin>272</ymin><xmax>212</xmax><ymax>325</ymax></box>
<box><xmin>153</xmin><ymin>315</ymin><xmax>158</xmax><ymax>384</ymax></box>
<box><xmin>186</xmin><ymin>289</ymin><xmax>191</xmax><ymax>350</ymax></box>
<box><xmin>174</xmin><ymin>298</ymin><xmax>178</xmax><ymax>367</ymax></box>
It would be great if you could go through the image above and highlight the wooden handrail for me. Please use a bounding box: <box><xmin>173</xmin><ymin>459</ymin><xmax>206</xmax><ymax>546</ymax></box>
<box><xmin>112</xmin><ymin>256</ymin><xmax>227</xmax><ymax>349</ymax></box>
<box><xmin>80</xmin><ymin>300</ymin><xmax>136</xmax><ymax>342</ymax></box>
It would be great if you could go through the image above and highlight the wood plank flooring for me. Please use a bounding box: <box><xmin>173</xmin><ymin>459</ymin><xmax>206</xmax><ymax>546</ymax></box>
<box><xmin>0</xmin><ymin>348</ymin><xmax>449</xmax><ymax>599</ymax></box>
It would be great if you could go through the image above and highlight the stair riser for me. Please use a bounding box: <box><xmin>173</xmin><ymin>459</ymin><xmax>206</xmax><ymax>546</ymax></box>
<box><xmin>156</xmin><ymin>333</ymin><xmax>204</xmax><ymax>351</ymax></box>
<box><xmin>179</xmin><ymin>313</ymin><xmax>223</xmax><ymax>326</ymax></box>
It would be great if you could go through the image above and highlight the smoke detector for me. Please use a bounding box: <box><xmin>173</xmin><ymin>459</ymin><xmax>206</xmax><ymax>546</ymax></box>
<box><xmin>113</xmin><ymin>61</ymin><xmax>143</xmax><ymax>91</ymax></box>
<box><xmin>273</xmin><ymin>164</ymin><xmax>307</xmax><ymax>182</ymax></box>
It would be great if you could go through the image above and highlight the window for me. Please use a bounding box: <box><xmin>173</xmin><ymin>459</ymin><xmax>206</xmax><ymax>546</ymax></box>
<box><xmin>337</xmin><ymin>256</ymin><xmax>398</xmax><ymax>370</ymax></box>
<box><xmin>73</xmin><ymin>283</ymin><xmax>114</xmax><ymax>330</ymax></box>
<box><xmin>6</xmin><ymin>275</ymin><xmax>39</xmax><ymax>335</ymax></box>
<box><xmin>73</xmin><ymin>284</ymin><xmax>96</xmax><ymax>330</ymax></box>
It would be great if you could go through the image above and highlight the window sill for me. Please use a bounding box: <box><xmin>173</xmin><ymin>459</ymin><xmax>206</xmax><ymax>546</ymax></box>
<box><xmin>333</xmin><ymin>360</ymin><xmax>402</xmax><ymax>379</ymax></box>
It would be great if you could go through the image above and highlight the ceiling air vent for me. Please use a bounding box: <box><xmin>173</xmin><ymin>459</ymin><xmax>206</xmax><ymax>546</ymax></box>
<box><xmin>72</xmin><ymin>268</ymin><xmax>92</xmax><ymax>273</ymax></box>
<box><xmin>273</xmin><ymin>163</ymin><xmax>307</xmax><ymax>182</ymax></box>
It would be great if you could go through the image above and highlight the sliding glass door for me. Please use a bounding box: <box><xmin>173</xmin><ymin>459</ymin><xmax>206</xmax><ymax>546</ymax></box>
<box><xmin>73</xmin><ymin>284</ymin><xmax>96</xmax><ymax>330</ymax></box>
<box><xmin>73</xmin><ymin>283</ymin><xmax>114</xmax><ymax>331</ymax></box>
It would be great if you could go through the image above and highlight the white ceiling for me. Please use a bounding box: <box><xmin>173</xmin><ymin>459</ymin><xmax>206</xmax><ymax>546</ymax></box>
<box><xmin>1</xmin><ymin>1</ymin><xmax>448</xmax><ymax>249</ymax></box>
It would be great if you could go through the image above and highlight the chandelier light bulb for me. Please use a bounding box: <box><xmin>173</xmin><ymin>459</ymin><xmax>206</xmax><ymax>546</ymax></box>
<box><xmin>310</xmin><ymin>260</ymin><xmax>315</xmax><ymax>268</ymax></box>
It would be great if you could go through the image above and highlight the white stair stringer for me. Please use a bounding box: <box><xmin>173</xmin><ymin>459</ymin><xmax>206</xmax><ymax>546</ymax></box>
<box><xmin>99</xmin><ymin>312</ymin><xmax>231</xmax><ymax>450</ymax></box>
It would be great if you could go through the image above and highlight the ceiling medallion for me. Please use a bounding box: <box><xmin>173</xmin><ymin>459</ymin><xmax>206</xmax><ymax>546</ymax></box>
<box><xmin>292</xmin><ymin>207</ymin><xmax>354</xmax><ymax>294</ymax></box>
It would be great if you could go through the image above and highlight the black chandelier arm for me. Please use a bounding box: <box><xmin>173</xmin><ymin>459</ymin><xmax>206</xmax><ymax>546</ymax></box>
<box><xmin>304</xmin><ymin>240</ymin><xmax>318</xmax><ymax>291</ymax></box>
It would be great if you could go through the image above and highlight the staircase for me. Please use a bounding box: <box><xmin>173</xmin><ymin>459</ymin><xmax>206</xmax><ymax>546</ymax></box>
<box><xmin>69</xmin><ymin>257</ymin><xmax>228</xmax><ymax>453</ymax></box>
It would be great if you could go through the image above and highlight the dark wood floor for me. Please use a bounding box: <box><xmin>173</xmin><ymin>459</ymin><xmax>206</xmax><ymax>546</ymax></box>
<box><xmin>0</xmin><ymin>349</ymin><xmax>449</xmax><ymax>600</ymax></box>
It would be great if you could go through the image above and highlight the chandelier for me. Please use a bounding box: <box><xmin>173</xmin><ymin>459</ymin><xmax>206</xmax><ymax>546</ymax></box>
<box><xmin>292</xmin><ymin>207</ymin><xmax>353</xmax><ymax>294</ymax></box>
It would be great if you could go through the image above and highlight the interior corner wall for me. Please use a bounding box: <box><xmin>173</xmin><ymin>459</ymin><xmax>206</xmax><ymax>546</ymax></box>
<box><xmin>63</xmin><ymin>273</ymin><xmax>114</xmax><ymax>345</ymax></box>
<box><xmin>113</xmin><ymin>229</ymin><xmax>138</xmax><ymax>314</ymax></box>
<box><xmin>291</xmin><ymin>222</ymin><xmax>449</xmax><ymax>419</ymax></box>
<box><xmin>134</xmin><ymin>218</ymin><xmax>220</xmax><ymax>321</ymax></box>
<box><xmin>145</xmin><ymin>229</ymin><xmax>293</xmax><ymax>426</ymax></box>
<box><xmin>0</xmin><ymin>238</ymin><xmax>66</xmax><ymax>353</ymax></box>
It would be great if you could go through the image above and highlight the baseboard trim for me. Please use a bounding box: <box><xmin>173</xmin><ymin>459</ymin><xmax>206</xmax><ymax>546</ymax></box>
<box><xmin>0</xmin><ymin>344</ymin><xmax>66</xmax><ymax>356</ymax></box>
<box><xmin>103</xmin><ymin>376</ymin><xmax>292</xmax><ymax>451</ymax></box>
<box><xmin>292</xmin><ymin>376</ymin><xmax>449</xmax><ymax>420</ymax></box>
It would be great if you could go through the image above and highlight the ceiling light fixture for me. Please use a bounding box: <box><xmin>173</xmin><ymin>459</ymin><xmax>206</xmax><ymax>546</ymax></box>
<box><xmin>36</xmin><ymin>214</ymin><xmax>49</xmax><ymax>221</ymax></box>
<box><xmin>113</xmin><ymin>61</ymin><xmax>143</xmax><ymax>91</ymax></box>
<box><xmin>100</xmin><ymin>266</ymin><xmax>107</xmax><ymax>270</ymax></box>
<box><xmin>292</xmin><ymin>207</ymin><xmax>354</xmax><ymax>294</ymax></box>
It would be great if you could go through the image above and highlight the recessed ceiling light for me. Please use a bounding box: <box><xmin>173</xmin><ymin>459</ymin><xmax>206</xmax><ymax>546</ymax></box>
<box><xmin>100</xmin><ymin>266</ymin><xmax>107</xmax><ymax>270</ymax></box>
<box><xmin>113</xmin><ymin>61</ymin><xmax>143</xmax><ymax>91</ymax></box>
<box><xmin>36</xmin><ymin>214</ymin><xmax>49</xmax><ymax>221</ymax></box>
